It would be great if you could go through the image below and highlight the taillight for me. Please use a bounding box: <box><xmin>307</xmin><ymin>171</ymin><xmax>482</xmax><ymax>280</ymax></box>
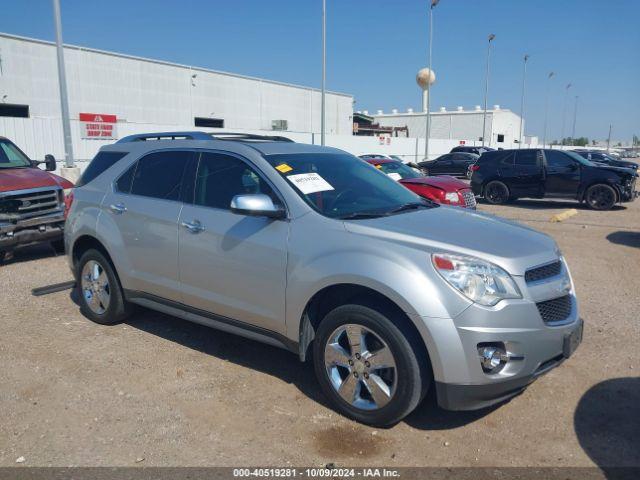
<box><xmin>470</xmin><ymin>165</ymin><xmax>481</xmax><ymax>171</ymax></box>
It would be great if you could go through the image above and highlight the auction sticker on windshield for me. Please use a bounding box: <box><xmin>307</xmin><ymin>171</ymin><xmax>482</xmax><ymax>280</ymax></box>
<box><xmin>286</xmin><ymin>173</ymin><xmax>335</xmax><ymax>194</ymax></box>
<box><xmin>387</xmin><ymin>172</ymin><xmax>402</xmax><ymax>181</ymax></box>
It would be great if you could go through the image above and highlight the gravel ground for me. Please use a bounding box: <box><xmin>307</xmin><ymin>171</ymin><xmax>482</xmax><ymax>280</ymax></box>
<box><xmin>0</xmin><ymin>197</ymin><xmax>638</xmax><ymax>468</ymax></box>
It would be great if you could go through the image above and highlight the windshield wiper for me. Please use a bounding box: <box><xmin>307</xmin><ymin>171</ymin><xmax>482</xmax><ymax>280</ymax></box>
<box><xmin>387</xmin><ymin>201</ymin><xmax>433</xmax><ymax>214</ymax></box>
<box><xmin>338</xmin><ymin>211</ymin><xmax>389</xmax><ymax>220</ymax></box>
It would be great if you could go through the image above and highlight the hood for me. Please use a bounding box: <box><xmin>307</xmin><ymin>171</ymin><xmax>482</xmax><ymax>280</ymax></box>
<box><xmin>0</xmin><ymin>167</ymin><xmax>73</xmax><ymax>193</ymax></box>
<box><xmin>400</xmin><ymin>175</ymin><xmax>469</xmax><ymax>191</ymax></box>
<box><xmin>591</xmin><ymin>164</ymin><xmax>638</xmax><ymax>177</ymax></box>
<box><xmin>343</xmin><ymin>206</ymin><xmax>558</xmax><ymax>276</ymax></box>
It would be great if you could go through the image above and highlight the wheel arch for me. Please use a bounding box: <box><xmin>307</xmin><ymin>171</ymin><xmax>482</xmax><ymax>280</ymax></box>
<box><xmin>71</xmin><ymin>235</ymin><xmax>118</xmax><ymax>279</ymax></box>
<box><xmin>579</xmin><ymin>180</ymin><xmax>621</xmax><ymax>204</ymax></box>
<box><xmin>297</xmin><ymin>283</ymin><xmax>432</xmax><ymax>378</ymax></box>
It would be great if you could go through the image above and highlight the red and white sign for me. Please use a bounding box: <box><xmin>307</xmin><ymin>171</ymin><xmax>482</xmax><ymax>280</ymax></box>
<box><xmin>459</xmin><ymin>140</ymin><xmax>466</xmax><ymax>145</ymax></box>
<box><xmin>79</xmin><ymin>113</ymin><xmax>118</xmax><ymax>139</ymax></box>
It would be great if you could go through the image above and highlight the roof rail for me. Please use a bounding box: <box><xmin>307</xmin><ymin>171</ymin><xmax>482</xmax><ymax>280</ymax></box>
<box><xmin>116</xmin><ymin>131</ymin><xmax>294</xmax><ymax>144</ymax></box>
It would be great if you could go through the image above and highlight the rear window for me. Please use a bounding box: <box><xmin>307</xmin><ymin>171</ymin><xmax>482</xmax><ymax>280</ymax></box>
<box><xmin>77</xmin><ymin>151</ymin><xmax>128</xmax><ymax>187</ymax></box>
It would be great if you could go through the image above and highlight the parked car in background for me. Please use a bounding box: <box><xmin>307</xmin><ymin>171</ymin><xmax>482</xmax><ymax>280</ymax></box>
<box><xmin>358</xmin><ymin>154</ymin><xmax>391</xmax><ymax>161</ymax></box>
<box><xmin>573</xmin><ymin>150</ymin><xmax>638</xmax><ymax>171</ymax></box>
<box><xmin>418</xmin><ymin>152</ymin><xmax>479</xmax><ymax>178</ymax></box>
<box><xmin>66</xmin><ymin>131</ymin><xmax>582</xmax><ymax>426</ymax></box>
<box><xmin>365</xmin><ymin>158</ymin><xmax>476</xmax><ymax>208</ymax></box>
<box><xmin>450</xmin><ymin>145</ymin><xmax>495</xmax><ymax>156</ymax></box>
<box><xmin>0</xmin><ymin>137</ymin><xmax>73</xmax><ymax>262</ymax></box>
<box><xmin>470</xmin><ymin>148</ymin><xmax>638</xmax><ymax>210</ymax></box>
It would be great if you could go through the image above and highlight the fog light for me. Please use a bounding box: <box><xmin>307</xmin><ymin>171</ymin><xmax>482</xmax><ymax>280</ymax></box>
<box><xmin>478</xmin><ymin>344</ymin><xmax>507</xmax><ymax>373</ymax></box>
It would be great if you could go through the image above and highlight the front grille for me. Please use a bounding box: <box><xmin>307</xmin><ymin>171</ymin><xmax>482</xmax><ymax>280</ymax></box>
<box><xmin>461</xmin><ymin>189</ymin><xmax>476</xmax><ymax>208</ymax></box>
<box><xmin>536</xmin><ymin>295</ymin><xmax>572</xmax><ymax>324</ymax></box>
<box><xmin>525</xmin><ymin>260</ymin><xmax>562</xmax><ymax>283</ymax></box>
<box><xmin>0</xmin><ymin>188</ymin><xmax>62</xmax><ymax>220</ymax></box>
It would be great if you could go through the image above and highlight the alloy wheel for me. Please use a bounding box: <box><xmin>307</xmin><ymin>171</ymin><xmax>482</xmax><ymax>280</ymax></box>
<box><xmin>587</xmin><ymin>185</ymin><xmax>615</xmax><ymax>210</ymax></box>
<box><xmin>324</xmin><ymin>324</ymin><xmax>397</xmax><ymax>411</ymax></box>
<box><xmin>81</xmin><ymin>260</ymin><xmax>111</xmax><ymax>315</ymax></box>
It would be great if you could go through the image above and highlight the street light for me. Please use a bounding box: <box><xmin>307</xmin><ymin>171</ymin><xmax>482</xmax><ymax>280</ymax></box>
<box><xmin>560</xmin><ymin>82</ymin><xmax>572</xmax><ymax>145</ymax></box>
<box><xmin>542</xmin><ymin>71</ymin><xmax>555</xmax><ymax>148</ymax></box>
<box><xmin>424</xmin><ymin>0</ymin><xmax>440</xmax><ymax>161</ymax></box>
<box><xmin>571</xmin><ymin>95</ymin><xmax>579</xmax><ymax>145</ymax></box>
<box><xmin>481</xmin><ymin>33</ymin><xmax>496</xmax><ymax>148</ymax></box>
<box><xmin>52</xmin><ymin>0</ymin><xmax>74</xmax><ymax>168</ymax></box>
<box><xmin>518</xmin><ymin>54</ymin><xmax>529</xmax><ymax>148</ymax></box>
<box><xmin>321</xmin><ymin>0</ymin><xmax>326</xmax><ymax>145</ymax></box>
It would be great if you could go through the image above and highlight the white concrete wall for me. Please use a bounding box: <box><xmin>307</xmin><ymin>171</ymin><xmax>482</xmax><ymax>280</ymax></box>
<box><xmin>0</xmin><ymin>33</ymin><xmax>353</xmax><ymax>137</ymax></box>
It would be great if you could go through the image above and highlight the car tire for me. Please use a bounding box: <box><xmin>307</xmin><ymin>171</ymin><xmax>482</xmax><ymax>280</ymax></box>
<box><xmin>313</xmin><ymin>303</ymin><xmax>428</xmax><ymax>427</ymax></box>
<box><xmin>585</xmin><ymin>184</ymin><xmax>617</xmax><ymax>210</ymax></box>
<box><xmin>76</xmin><ymin>249</ymin><xmax>133</xmax><ymax>325</ymax></box>
<box><xmin>0</xmin><ymin>250</ymin><xmax>7</xmax><ymax>264</ymax></box>
<box><xmin>484</xmin><ymin>180</ymin><xmax>510</xmax><ymax>205</ymax></box>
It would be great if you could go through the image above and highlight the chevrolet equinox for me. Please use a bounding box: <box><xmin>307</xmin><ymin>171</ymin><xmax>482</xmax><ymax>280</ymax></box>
<box><xmin>65</xmin><ymin>132</ymin><xmax>583</xmax><ymax>426</ymax></box>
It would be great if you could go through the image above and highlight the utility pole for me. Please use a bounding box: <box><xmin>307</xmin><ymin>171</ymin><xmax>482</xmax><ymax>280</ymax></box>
<box><xmin>542</xmin><ymin>72</ymin><xmax>555</xmax><ymax>148</ymax></box>
<box><xmin>320</xmin><ymin>0</ymin><xmax>326</xmax><ymax>146</ymax></box>
<box><xmin>52</xmin><ymin>0</ymin><xmax>74</xmax><ymax>168</ymax></box>
<box><xmin>571</xmin><ymin>95</ymin><xmax>578</xmax><ymax>145</ymax></box>
<box><xmin>606</xmin><ymin>124</ymin><xmax>612</xmax><ymax>152</ymax></box>
<box><xmin>518</xmin><ymin>54</ymin><xmax>529</xmax><ymax>148</ymax></box>
<box><xmin>560</xmin><ymin>82</ymin><xmax>572</xmax><ymax>145</ymax></box>
<box><xmin>481</xmin><ymin>34</ymin><xmax>495</xmax><ymax>148</ymax></box>
<box><xmin>424</xmin><ymin>0</ymin><xmax>439</xmax><ymax>161</ymax></box>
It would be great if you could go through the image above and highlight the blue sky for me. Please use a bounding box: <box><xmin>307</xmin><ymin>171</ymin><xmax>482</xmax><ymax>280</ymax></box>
<box><xmin>1</xmin><ymin>0</ymin><xmax>639</xmax><ymax>141</ymax></box>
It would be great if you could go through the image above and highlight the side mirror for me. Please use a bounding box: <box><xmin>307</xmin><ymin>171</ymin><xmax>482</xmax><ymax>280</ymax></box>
<box><xmin>44</xmin><ymin>154</ymin><xmax>57</xmax><ymax>172</ymax></box>
<box><xmin>230</xmin><ymin>194</ymin><xmax>286</xmax><ymax>219</ymax></box>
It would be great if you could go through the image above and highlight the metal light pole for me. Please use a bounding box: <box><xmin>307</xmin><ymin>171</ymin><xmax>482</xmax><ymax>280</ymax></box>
<box><xmin>606</xmin><ymin>124</ymin><xmax>612</xmax><ymax>152</ymax></box>
<box><xmin>320</xmin><ymin>0</ymin><xmax>326</xmax><ymax>146</ymax></box>
<box><xmin>571</xmin><ymin>95</ymin><xmax>578</xmax><ymax>145</ymax></box>
<box><xmin>542</xmin><ymin>71</ymin><xmax>555</xmax><ymax>148</ymax></box>
<box><xmin>518</xmin><ymin>54</ymin><xmax>529</xmax><ymax>148</ymax></box>
<box><xmin>424</xmin><ymin>0</ymin><xmax>439</xmax><ymax>161</ymax></box>
<box><xmin>52</xmin><ymin>0</ymin><xmax>74</xmax><ymax>168</ymax></box>
<box><xmin>481</xmin><ymin>33</ymin><xmax>495</xmax><ymax>148</ymax></box>
<box><xmin>560</xmin><ymin>82</ymin><xmax>572</xmax><ymax>145</ymax></box>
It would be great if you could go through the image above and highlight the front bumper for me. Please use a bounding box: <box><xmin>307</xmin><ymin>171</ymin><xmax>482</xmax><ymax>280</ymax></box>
<box><xmin>0</xmin><ymin>214</ymin><xmax>65</xmax><ymax>250</ymax></box>
<box><xmin>435</xmin><ymin>317</ymin><xmax>583</xmax><ymax>411</ymax></box>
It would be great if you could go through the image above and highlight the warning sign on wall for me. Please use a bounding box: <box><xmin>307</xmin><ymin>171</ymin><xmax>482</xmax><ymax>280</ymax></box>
<box><xmin>79</xmin><ymin>113</ymin><xmax>118</xmax><ymax>140</ymax></box>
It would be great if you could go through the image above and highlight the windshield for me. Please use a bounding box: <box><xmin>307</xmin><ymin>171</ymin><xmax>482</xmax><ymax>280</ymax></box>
<box><xmin>0</xmin><ymin>140</ymin><xmax>31</xmax><ymax>168</ymax></box>
<box><xmin>564</xmin><ymin>150</ymin><xmax>595</xmax><ymax>166</ymax></box>
<box><xmin>265</xmin><ymin>153</ymin><xmax>434</xmax><ymax>219</ymax></box>
<box><xmin>374</xmin><ymin>160</ymin><xmax>422</xmax><ymax>180</ymax></box>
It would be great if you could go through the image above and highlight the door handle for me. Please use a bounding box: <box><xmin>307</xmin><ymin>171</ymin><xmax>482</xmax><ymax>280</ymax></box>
<box><xmin>109</xmin><ymin>203</ymin><xmax>127</xmax><ymax>214</ymax></box>
<box><xmin>181</xmin><ymin>219</ymin><xmax>205</xmax><ymax>234</ymax></box>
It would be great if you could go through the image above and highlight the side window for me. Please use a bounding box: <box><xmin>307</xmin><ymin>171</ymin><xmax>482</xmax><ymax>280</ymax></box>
<box><xmin>515</xmin><ymin>150</ymin><xmax>539</xmax><ymax>167</ymax></box>
<box><xmin>116</xmin><ymin>163</ymin><xmax>136</xmax><ymax>193</ymax></box>
<box><xmin>546</xmin><ymin>150</ymin><xmax>576</xmax><ymax>169</ymax></box>
<box><xmin>498</xmin><ymin>151</ymin><xmax>515</xmax><ymax>167</ymax></box>
<box><xmin>195</xmin><ymin>152</ymin><xmax>280</xmax><ymax>210</ymax></box>
<box><xmin>77</xmin><ymin>151</ymin><xmax>128</xmax><ymax>187</ymax></box>
<box><xmin>130</xmin><ymin>151</ymin><xmax>192</xmax><ymax>201</ymax></box>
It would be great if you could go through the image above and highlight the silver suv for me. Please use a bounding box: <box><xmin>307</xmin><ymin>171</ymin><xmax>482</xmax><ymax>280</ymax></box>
<box><xmin>65</xmin><ymin>132</ymin><xmax>583</xmax><ymax>426</ymax></box>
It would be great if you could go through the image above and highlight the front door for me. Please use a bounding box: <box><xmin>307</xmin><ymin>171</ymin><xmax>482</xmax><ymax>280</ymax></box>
<box><xmin>543</xmin><ymin>150</ymin><xmax>581</xmax><ymax>197</ymax></box>
<box><xmin>178</xmin><ymin>151</ymin><xmax>289</xmax><ymax>334</ymax></box>
<box><xmin>100</xmin><ymin>150</ymin><xmax>194</xmax><ymax>301</ymax></box>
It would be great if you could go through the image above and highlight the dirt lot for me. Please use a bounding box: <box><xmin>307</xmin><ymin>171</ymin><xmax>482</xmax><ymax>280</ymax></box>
<box><xmin>1</xmin><ymin>198</ymin><xmax>639</xmax><ymax>468</ymax></box>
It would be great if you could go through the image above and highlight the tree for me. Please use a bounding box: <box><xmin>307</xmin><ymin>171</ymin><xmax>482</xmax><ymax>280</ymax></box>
<box><xmin>592</xmin><ymin>140</ymin><xmax>597</xmax><ymax>146</ymax></box>
<box><xmin>633</xmin><ymin>135</ymin><xmax>639</xmax><ymax>146</ymax></box>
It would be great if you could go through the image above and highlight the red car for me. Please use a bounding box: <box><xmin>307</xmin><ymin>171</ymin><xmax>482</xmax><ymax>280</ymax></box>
<box><xmin>364</xmin><ymin>158</ymin><xmax>476</xmax><ymax>209</ymax></box>
<box><xmin>1</xmin><ymin>137</ymin><xmax>74</xmax><ymax>262</ymax></box>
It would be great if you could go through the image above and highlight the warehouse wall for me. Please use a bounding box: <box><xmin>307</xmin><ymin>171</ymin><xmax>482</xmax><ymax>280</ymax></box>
<box><xmin>0</xmin><ymin>33</ymin><xmax>353</xmax><ymax>137</ymax></box>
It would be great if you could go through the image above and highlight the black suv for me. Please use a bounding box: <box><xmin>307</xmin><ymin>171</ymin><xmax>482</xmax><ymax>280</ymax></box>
<box><xmin>470</xmin><ymin>148</ymin><xmax>638</xmax><ymax>210</ymax></box>
<box><xmin>573</xmin><ymin>150</ymin><xmax>639</xmax><ymax>171</ymax></box>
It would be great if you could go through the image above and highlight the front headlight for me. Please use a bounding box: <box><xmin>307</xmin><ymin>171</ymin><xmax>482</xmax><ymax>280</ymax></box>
<box><xmin>444</xmin><ymin>192</ymin><xmax>460</xmax><ymax>203</ymax></box>
<box><xmin>432</xmin><ymin>253</ymin><xmax>522</xmax><ymax>306</ymax></box>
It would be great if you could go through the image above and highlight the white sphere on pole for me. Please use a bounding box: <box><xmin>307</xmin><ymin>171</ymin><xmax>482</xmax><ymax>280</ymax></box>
<box><xmin>416</xmin><ymin>68</ymin><xmax>436</xmax><ymax>90</ymax></box>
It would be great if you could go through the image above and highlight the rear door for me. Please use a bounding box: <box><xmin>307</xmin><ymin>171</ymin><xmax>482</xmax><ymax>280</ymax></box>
<box><xmin>100</xmin><ymin>150</ymin><xmax>194</xmax><ymax>301</ymax></box>
<box><xmin>177</xmin><ymin>151</ymin><xmax>289</xmax><ymax>334</ymax></box>
<box><xmin>430</xmin><ymin>155</ymin><xmax>454</xmax><ymax>175</ymax></box>
<box><xmin>512</xmin><ymin>149</ymin><xmax>544</xmax><ymax>197</ymax></box>
<box><xmin>452</xmin><ymin>154</ymin><xmax>473</xmax><ymax>176</ymax></box>
<box><xmin>543</xmin><ymin>150</ymin><xmax>581</xmax><ymax>197</ymax></box>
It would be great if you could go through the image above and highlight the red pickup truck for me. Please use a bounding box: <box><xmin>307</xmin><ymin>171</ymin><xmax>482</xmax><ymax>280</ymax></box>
<box><xmin>0</xmin><ymin>137</ymin><xmax>74</xmax><ymax>262</ymax></box>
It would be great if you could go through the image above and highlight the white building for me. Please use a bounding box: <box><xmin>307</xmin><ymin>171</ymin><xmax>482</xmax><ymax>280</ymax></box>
<box><xmin>0</xmin><ymin>32</ymin><xmax>353</xmax><ymax>162</ymax></box>
<box><xmin>372</xmin><ymin>105</ymin><xmax>526</xmax><ymax>146</ymax></box>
